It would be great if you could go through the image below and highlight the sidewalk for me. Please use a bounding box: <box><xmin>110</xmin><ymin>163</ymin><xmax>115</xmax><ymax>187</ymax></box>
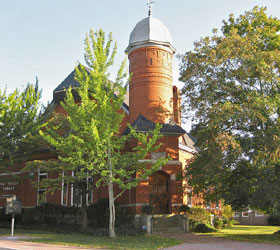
<box><xmin>0</xmin><ymin>236</ymin><xmax>107</xmax><ymax>250</ymax></box>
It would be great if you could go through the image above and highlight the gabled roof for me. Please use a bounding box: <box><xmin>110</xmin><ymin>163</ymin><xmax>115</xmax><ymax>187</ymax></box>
<box><xmin>53</xmin><ymin>67</ymin><xmax>91</xmax><ymax>93</ymax></box>
<box><xmin>53</xmin><ymin>67</ymin><xmax>88</xmax><ymax>102</ymax></box>
<box><xmin>52</xmin><ymin>66</ymin><xmax>129</xmax><ymax>112</ymax></box>
<box><xmin>122</xmin><ymin>114</ymin><xmax>186</xmax><ymax>136</ymax></box>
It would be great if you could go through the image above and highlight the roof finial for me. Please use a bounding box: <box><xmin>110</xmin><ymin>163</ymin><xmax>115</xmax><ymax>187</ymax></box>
<box><xmin>147</xmin><ymin>0</ymin><xmax>155</xmax><ymax>17</ymax></box>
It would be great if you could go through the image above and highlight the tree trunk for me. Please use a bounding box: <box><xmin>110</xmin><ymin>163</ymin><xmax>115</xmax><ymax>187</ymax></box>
<box><xmin>80</xmin><ymin>184</ymin><xmax>88</xmax><ymax>231</ymax></box>
<box><xmin>108</xmin><ymin>147</ymin><xmax>116</xmax><ymax>238</ymax></box>
<box><xmin>108</xmin><ymin>181</ymin><xmax>116</xmax><ymax>238</ymax></box>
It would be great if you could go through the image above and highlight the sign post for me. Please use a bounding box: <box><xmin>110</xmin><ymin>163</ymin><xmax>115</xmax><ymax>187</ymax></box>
<box><xmin>11</xmin><ymin>214</ymin><xmax>15</xmax><ymax>237</ymax></box>
<box><xmin>5</xmin><ymin>195</ymin><xmax>22</xmax><ymax>237</ymax></box>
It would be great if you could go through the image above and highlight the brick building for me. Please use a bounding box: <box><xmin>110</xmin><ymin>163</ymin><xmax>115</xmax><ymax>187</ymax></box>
<box><xmin>0</xmin><ymin>13</ymin><xmax>217</xmax><ymax>214</ymax></box>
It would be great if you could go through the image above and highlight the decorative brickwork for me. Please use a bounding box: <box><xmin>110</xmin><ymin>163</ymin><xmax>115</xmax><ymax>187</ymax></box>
<box><xmin>128</xmin><ymin>47</ymin><xmax>174</xmax><ymax>124</ymax></box>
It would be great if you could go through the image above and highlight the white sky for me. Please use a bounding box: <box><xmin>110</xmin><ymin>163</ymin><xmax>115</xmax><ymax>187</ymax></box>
<box><xmin>1</xmin><ymin>0</ymin><xmax>279</xmax><ymax>130</ymax></box>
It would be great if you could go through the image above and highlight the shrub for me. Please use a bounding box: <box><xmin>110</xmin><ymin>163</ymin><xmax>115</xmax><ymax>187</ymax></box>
<box><xmin>188</xmin><ymin>206</ymin><xmax>211</xmax><ymax>230</ymax></box>
<box><xmin>193</xmin><ymin>223</ymin><xmax>217</xmax><ymax>233</ymax></box>
<box><xmin>19</xmin><ymin>203</ymin><xmax>80</xmax><ymax>227</ymax></box>
<box><xmin>267</xmin><ymin>214</ymin><xmax>280</xmax><ymax>226</ymax></box>
<box><xmin>232</xmin><ymin>219</ymin><xmax>239</xmax><ymax>225</ymax></box>
<box><xmin>213</xmin><ymin>218</ymin><xmax>223</xmax><ymax>229</ymax></box>
<box><xmin>1</xmin><ymin>201</ymin><xmax>135</xmax><ymax>233</ymax></box>
<box><xmin>87</xmin><ymin>198</ymin><xmax>133</xmax><ymax>228</ymax></box>
<box><xmin>0</xmin><ymin>208</ymin><xmax>13</xmax><ymax>222</ymax></box>
<box><xmin>222</xmin><ymin>218</ymin><xmax>236</xmax><ymax>227</ymax></box>
<box><xmin>0</xmin><ymin>208</ymin><xmax>18</xmax><ymax>228</ymax></box>
<box><xmin>221</xmin><ymin>205</ymin><xmax>234</xmax><ymax>220</ymax></box>
<box><xmin>88</xmin><ymin>199</ymin><xmax>109</xmax><ymax>227</ymax></box>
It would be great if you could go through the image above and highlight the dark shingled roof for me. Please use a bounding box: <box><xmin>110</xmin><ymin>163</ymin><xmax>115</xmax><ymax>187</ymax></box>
<box><xmin>122</xmin><ymin>114</ymin><xmax>186</xmax><ymax>136</ymax></box>
<box><xmin>53</xmin><ymin>66</ymin><xmax>91</xmax><ymax>102</ymax></box>
<box><xmin>54</xmin><ymin>68</ymin><xmax>83</xmax><ymax>93</ymax></box>
<box><xmin>52</xmin><ymin>66</ymin><xmax>130</xmax><ymax>111</ymax></box>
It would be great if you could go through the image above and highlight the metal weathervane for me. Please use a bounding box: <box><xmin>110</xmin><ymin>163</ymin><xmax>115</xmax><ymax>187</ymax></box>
<box><xmin>147</xmin><ymin>0</ymin><xmax>155</xmax><ymax>17</ymax></box>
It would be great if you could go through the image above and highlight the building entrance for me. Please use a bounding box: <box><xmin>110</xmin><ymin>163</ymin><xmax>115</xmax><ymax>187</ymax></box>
<box><xmin>149</xmin><ymin>171</ymin><xmax>169</xmax><ymax>214</ymax></box>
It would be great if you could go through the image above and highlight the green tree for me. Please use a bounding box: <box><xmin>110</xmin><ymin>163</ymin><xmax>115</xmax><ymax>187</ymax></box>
<box><xmin>179</xmin><ymin>6</ymin><xmax>280</xmax><ymax>213</ymax></box>
<box><xmin>26</xmin><ymin>29</ymin><xmax>167</xmax><ymax>237</ymax></box>
<box><xmin>0</xmin><ymin>82</ymin><xmax>43</xmax><ymax>186</ymax></box>
<box><xmin>222</xmin><ymin>204</ymin><xmax>234</xmax><ymax>220</ymax></box>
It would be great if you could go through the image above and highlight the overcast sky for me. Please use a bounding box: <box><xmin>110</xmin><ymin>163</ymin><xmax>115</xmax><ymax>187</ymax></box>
<box><xmin>1</xmin><ymin>0</ymin><xmax>279</xmax><ymax>110</ymax></box>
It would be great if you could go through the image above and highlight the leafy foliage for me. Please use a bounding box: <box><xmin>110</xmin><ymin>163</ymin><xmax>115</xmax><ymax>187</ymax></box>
<box><xmin>179</xmin><ymin>6</ymin><xmax>280</xmax><ymax>213</ymax></box>
<box><xmin>0</xmin><ymin>204</ymin><xmax>141</xmax><ymax>236</ymax></box>
<box><xmin>87</xmin><ymin>199</ymin><xmax>133</xmax><ymax>228</ymax></box>
<box><xmin>0</xmin><ymin>81</ymin><xmax>43</xmax><ymax>164</ymax></box>
<box><xmin>267</xmin><ymin>214</ymin><xmax>280</xmax><ymax>226</ymax></box>
<box><xmin>213</xmin><ymin>218</ymin><xmax>224</xmax><ymax>229</ymax></box>
<box><xmin>222</xmin><ymin>205</ymin><xmax>234</xmax><ymax>220</ymax></box>
<box><xmin>188</xmin><ymin>206</ymin><xmax>212</xmax><ymax>229</ymax></box>
<box><xmin>0</xmin><ymin>81</ymin><xmax>44</xmax><ymax>190</ymax></box>
<box><xmin>0</xmin><ymin>204</ymin><xmax>79</xmax><ymax>231</ymax></box>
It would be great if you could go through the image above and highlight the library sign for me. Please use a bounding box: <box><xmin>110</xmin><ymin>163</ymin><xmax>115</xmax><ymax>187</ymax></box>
<box><xmin>5</xmin><ymin>195</ymin><xmax>22</xmax><ymax>237</ymax></box>
<box><xmin>5</xmin><ymin>195</ymin><xmax>22</xmax><ymax>215</ymax></box>
<box><xmin>0</xmin><ymin>181</ymin><xmax>19</xmax><ymax>191</ymax></box>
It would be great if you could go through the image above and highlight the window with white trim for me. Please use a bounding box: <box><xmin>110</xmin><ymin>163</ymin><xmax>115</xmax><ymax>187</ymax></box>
<box><xmin>71</xmin><ymin>171</ymin><xmax>93</xmax><ymax>206</ymax></box>
<box><xmin>71</xmin><ymin>171</ymin><xmax>81</xmax><ymax>206</ymax></box>
<box><xmin>255</xmin><ymin>211</ymin><xmax>264</xmax><ymax>217</ymax></box>
<box><xmin>61</xmin><ymin>172</ymin><xmax>68</xmax><ymax>206</ymax></box>
<box><xmin>87</xmin><ymin>177</ymin><xmax>93</xmax><ymax>205</ymax></box>
<box><xmin>37</xmin><ymin>170</ymin><xmax>47</xmax><ymax>205</ymax></box>
<box><xmin>72</xmin><ymin>184</ymin><xmax>81</xmax><ymax>206</ymax></box>
<box><xmin>242</xmin><ymin>211</ymin><xmax>249</xmax><ymax>217</ymax></box>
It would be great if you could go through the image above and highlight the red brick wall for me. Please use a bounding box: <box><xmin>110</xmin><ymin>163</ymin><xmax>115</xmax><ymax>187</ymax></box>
<box><xmin>128</xmin><ymin>47</ymin><xmax>174</xmax><ymax>124</ymax></box>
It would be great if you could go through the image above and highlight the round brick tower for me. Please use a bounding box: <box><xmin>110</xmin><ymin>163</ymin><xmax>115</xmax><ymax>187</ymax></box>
<box><xmin>125</xmin><ymin>15</ymin><xmax>176</xmax><ymax>124</ymax></box>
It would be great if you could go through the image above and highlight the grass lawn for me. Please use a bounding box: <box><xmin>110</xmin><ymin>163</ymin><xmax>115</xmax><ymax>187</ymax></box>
<box><xmin>201</xmin><ymin>225</ymin><xmax>280</xmax><ymax>245</ymax></box>
<box><xmin>0</xmin><ymin>228</ymin><xmax>182</xmax><ymax>250</ymax></box>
